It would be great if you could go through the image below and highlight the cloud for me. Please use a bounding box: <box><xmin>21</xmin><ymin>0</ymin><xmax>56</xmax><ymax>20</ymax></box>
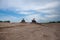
<box><xmin>25</xmin><ymin>14</ymin><xmax>47</xmax><ymax>22</ymax></box>
<box><xmin>0</xmin><ymin>15</ymin><xmax>21</xmax><ymax>22</ymax></box>
<box><xmin>0</xmin><ymin>0</ymin><xmax>59</xmax><ymax>10</ymax></box>
<box><xmin>45</xmin><ymin>15</ymin><xmax>59</xmax><ymax>18</ymax></box>
<box><xmin>35</xmin><ymin>1</ymin><xmax>59</xmax><ymax>12</ymax></box>
<box><xmin>25</xmin><ymin>13</ymin><xmax>60</xmax><ymax>23</ymax></box>
<box><xmin>19</xmin><ymin>12</ymin><xmax>32</xmax><ymax>14</ymax></box>
<box><xmin>0</xmin><ymin>0</ymin><xmax>59</xmax><ymax>14</ymax></box>
<box><xmin>0</xmin><ymin>0</ymin><xmax>60</xmax><ymax>22</ymax></box>
<box><xmin>17</xmin><ymin>10</ymin><xmax>36</xmax><ymax>15</ymax></box>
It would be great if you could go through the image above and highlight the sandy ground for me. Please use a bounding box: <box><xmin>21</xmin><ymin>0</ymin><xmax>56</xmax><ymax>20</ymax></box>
<box><xmin>0</xmin><ymin>23</ymin><xmax>60</xmax><ymax>40</ymax></box>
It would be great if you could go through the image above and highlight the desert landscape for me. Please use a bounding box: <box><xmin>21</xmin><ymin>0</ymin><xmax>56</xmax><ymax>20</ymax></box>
<box><xmin>0</xmin><ymin>0</ymin><xmax>60</xmax><ymax>40</ymax></box>
<box><xmin>0</xmin><ymin>23</ymin><xmax>60</xmax><ymax>40</ymax></box>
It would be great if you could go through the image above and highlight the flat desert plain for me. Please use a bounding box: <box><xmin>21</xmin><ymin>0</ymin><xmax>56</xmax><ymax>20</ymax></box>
<box><xmin>0</xmin><ymin>23</ymin><xmax>60</xmax><ymax>40</ymax></box>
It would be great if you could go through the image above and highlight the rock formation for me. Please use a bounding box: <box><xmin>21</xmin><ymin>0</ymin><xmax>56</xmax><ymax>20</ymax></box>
<box><xmin>32</xmin><ymin>18</ymin><xmax>36</xmax><ymax>23</ymax></box>
<box><xmin>21</xmin><ymin>18</ymin><xmax>25</xmax><ymax>23</ymax></box>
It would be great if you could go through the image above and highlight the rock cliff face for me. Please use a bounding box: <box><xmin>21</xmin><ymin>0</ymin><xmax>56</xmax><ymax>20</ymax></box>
<box><xmin>0</xmin><ymin>23</ymin><xmax>60</xmax><ymax>40</ymax></box>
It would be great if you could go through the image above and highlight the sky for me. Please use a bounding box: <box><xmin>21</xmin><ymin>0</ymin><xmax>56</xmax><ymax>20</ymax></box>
<box><xmin>0</xmin><ymin>0</ymin><xmax>60</xmax><ymax>23</ymax></box>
